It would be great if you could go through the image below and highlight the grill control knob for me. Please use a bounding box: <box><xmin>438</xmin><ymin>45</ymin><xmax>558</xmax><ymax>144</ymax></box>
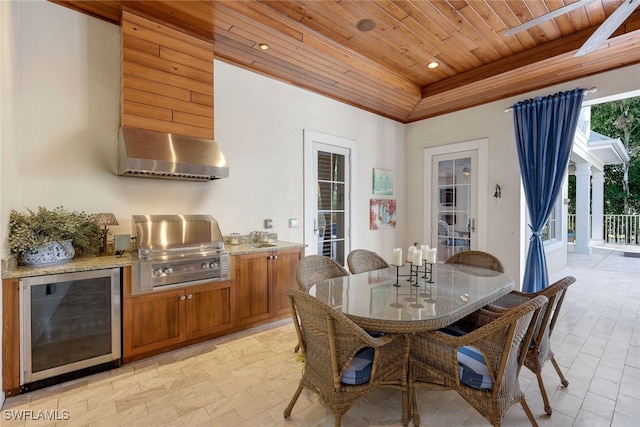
<box><xmin>164</xmin><ymin>267</ymin><xmax>173</xmax><ymax>275</ymax></box>
<box><xmin>153</xmin><ymin>268</ymin><xmax>163</xmax><ymax>277</ymax></box>
<box><xmin>209</xmin><ymin>262</ymin><xmax>218</xmax><ymax>269</ymax></box>
<box><xmin>201</xmin><ymin>263</ymin><xmax>209</xmax><ymax>270</ymax></box>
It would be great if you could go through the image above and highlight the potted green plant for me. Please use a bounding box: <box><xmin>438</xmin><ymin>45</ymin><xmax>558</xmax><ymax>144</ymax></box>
<box><xmin>8</xmin><ymin>206</ymin><xmax>102</xmax><ymax>265</ymax></box>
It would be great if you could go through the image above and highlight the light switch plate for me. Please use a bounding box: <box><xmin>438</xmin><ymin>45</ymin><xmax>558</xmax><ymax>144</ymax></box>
<box><xmin>289</xmin><ymin>218</ymin><xmax>298</xmax><ymax>228</ymax></box>
<box><xmin>264</xmin><ymin>219</ymin><xmax>273</xmax><ymax>229</ymax></box>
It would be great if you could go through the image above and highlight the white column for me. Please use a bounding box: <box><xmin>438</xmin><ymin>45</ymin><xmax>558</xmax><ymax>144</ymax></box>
<box><xmin>591</xmin><ymin>171</ymin><xmax>605</xmax><ymax>246</ymax></box>
<box><xmin>574</xmin><ymin>162</ymin><xmax>592</xmax><ymax>255</ymax></box>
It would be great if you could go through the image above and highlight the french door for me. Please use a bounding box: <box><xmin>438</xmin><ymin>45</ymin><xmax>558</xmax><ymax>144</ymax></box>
<box><xmin>424</xmin><ymin>140</ymin><xmax>487</xmax><ymax>263</ymax></box>
<box><xmin>432</xmin><ymin>152</ymin><xmax>476</xmax><ymax>261</ymax></box>
<box><xmin>303</xmin><ymin>130</ymin><xmax>354</xmax><ymax>266</ymax></box>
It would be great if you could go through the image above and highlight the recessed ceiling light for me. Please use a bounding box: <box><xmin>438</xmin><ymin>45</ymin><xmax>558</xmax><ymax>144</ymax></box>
<box><xmin>356</xmin><ymin>19</ymin><xmax>376</xmax><ymax>32</ymax></box>
<box><xmin>259</xmin><ymin>43</ymin><xmax>270</xmax><ymax>50</ymax></box>
<box><xmin>427</xmin><ymin>61</ymin><xmax>440</xmax><ymax>69</ymax></box>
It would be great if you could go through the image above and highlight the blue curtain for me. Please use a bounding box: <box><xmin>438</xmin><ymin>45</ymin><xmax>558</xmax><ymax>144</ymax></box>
<box><xmin>512</xmin><ymin>88</ymin><xmax>584</xmax><ymax>292</ymax></box>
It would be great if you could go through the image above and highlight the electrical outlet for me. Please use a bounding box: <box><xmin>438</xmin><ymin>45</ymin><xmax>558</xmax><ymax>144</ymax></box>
<box><xmin>264</xmin><ymin>219</ymin><xmax>273</xmax><ymax>229</ymax></box>
<box><xmin>289</xmin><ymin>218</ymin><xmax>298</xmax><ymax>228</ymax></box>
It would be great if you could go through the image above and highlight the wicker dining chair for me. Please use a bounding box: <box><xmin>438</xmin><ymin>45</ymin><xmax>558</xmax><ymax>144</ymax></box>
<box><xmin>293</xmin><ymin>255</ymin><xmax>350</xmax><ymax>352</ymax></box>
<box><xmin>488</xmin><ymin>276</ymin><xmax>576</xmax><ymax>415</ymax></box>
<box><xmin>444</xmin><ymin>250</ymin><xmax>504</xmax><ymax>273</ymax></box>
<box><xmin>347</xmin><ymin>249</ymin><xmax>391</xmax><ymax>274</ymax></box>
<box><xmin>409</xmin><ymin>295</ymin><xmax>548</xmax><ymax>427</ymax></box>
<box><xmin>284</xmin><ymin>289</ymin><xmax>411</xmax><ymax>426</ymax></box>
<box><xmin>296</xmin><ymin>255</ymin><xmax>350</xmax><ymax>292</ymax></box>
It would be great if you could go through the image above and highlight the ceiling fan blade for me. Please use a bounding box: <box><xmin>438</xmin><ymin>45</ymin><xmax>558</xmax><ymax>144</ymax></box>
<box><xmin>505</xmin><ymin>0</ymin><xmax>596</xmax><ymax>37</ymax></box>
<box><xmin>575</xmin><ymin>0</ymin><xmax>640</xmax><ymax>57</ymax></box>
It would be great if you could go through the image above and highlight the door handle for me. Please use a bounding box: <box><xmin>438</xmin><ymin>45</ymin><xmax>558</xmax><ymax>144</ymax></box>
<box><xmin>469</xmin><ymin>218</ymin><xmax>476</xmax><ymax>232</ymax></box>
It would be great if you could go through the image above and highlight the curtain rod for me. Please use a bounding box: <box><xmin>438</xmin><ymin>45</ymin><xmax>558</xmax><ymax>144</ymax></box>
<box><xmin>504</xmin><ymin>87</ymin><xmax>597</xmax><ymax>113</ymax></box>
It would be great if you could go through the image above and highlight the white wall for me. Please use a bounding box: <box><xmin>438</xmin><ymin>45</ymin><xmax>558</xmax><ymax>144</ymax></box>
<box><xmin>406</xmin><ymin>66</ymin><xmax>640</xmax><ymax>285</ymax></box>
<box><xmin>0</xmin><ymin>0</ymin><xmax>17</xmax><ymax>407</ymax></box>
<box><xmin>406</xmin><ymin>101</ymin><xmax>523</xmax><ymax>280</ymax></box>
<box><xmin>213</xmin><ymin>60</ymin><xmax>406</xmax><ymax>256</ymax></box>
<box><xmin>0</xmin><ymin>0</ymin><xmax>405</xmax><ymax>262</ymax></box>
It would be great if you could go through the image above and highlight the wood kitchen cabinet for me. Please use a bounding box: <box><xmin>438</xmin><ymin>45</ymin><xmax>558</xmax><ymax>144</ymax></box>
<box><xmin>123</xmin><ymin>280</ymin><xmax>233</xmax><ymax>361</ymax></box>
<box><xmin>272</xmin><ymin>248</ymin><xmax>303</xmax><ymax>316</ymax></box>
<box><xmin>2</xmin><ymin>278</ymin><xmax>20</xmax><ymax>396</ymax></box>
<box><xmin>235</xmin><ymin>248</ymin><xmax>301</xmax><ymax>326</ymax></box>
<box><xmin>122</xmin><ymin>246</ymin><xmax>301</xmax><ymax>362</ymax></box>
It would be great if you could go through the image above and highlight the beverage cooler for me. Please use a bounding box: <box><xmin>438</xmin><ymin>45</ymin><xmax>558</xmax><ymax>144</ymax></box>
<box><xmin>19</xmin><ymin>268</ymin><xmax>121</xmax><ymax>391</ymax></box>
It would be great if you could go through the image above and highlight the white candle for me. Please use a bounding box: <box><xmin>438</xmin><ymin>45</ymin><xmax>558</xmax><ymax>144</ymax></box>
<box><xmin>426</xmin><ymin>248</ymin><xmax>437</xmax><ymax>264</ymax></box>
<box><xmin>414</xmin><ymin>249</ymin><xmax>423</xmax><ymax>266</ymax></box>
<box><xmin>408</xmin><ymin>246</ymin><xmax>416</xmax><ymax>263</ymax></box>
<box><xmin>421</xmin><ymin>244</ymin><xmax>430</xmax><ymax>254</ymax></box>
<box><xmin>392</xmin><ymin>248</ymin><xmax>403</xmax><ymax>266</ymax></box>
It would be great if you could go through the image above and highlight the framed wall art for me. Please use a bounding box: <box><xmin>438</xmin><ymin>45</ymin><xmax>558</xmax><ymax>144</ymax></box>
<box><xmin>372</xmin><ymin>168</ymin><xmax>393</xmax><ymax>196</ymax></box>
<box><xmin>370</xmin><ymin>199</ymin><xmax>396</xmax><ymax>230</ymax></box>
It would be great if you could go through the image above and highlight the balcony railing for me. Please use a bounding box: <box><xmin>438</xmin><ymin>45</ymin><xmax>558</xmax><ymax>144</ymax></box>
<box><xmin>568</xmin><ymin>214</ymin><xmax>640</xmax><ymax>245</ymax></box>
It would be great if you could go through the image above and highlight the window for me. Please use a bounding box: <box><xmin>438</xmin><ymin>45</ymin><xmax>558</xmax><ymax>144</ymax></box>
<box><xmin>541</xmin><ymin>199</ymin><xmax>561</xmax><ymax>243</ymax></box>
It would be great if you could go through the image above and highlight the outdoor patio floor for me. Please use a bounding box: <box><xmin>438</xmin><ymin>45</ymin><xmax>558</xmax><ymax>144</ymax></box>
<box><xmin>1</xmin><ymin>245</ymin><xmax>639</xmax><ymax>426</ymax></box>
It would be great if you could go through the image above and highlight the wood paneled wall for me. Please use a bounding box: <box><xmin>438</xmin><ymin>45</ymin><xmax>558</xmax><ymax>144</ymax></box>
<box><xmin>121</xmin><ymin>10</ymin><xmax>214</xmax><ymax>139</ymax></box>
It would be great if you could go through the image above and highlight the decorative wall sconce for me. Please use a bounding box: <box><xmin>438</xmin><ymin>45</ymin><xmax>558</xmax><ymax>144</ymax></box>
<box><xmin>493</xmin><ymin>184</ymin><xmax>502</xmax><ymax>199</ymax></box>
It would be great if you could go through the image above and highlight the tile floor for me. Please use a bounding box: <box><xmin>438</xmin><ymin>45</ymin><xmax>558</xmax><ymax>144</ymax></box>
<box><xmin>2</xmin><ymin>245</ymin><xmax>639</xmax><ymax>426</ymax></box>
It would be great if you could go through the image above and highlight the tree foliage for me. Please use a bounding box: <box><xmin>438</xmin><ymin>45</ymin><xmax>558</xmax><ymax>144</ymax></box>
<box><xmin>590</xmin><ymin>97</ymin><xmax>640</xmax><ymax>214</ymax></box>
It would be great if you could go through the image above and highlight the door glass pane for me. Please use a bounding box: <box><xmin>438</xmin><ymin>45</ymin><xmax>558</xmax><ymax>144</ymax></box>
<box><xmin>318</xmin><ymin>151</ymin><xmax>332</xmax><ymax>181</ymax></box>
<box><xmin>332</xmin><ymin>182</ymin><xmax>345</xmax><ymax>210</ymax></box>
<box><xmin>436</xmin><ymin>157</ymin><xmax>472</xmax><ymax>261</ymax></box>
<box><xmin>317</xmin><ymin>150</ymin><xmax>346</xmax><ymax>265</ymax></box>
<box><xmin>333</xmin><ymin>153</ymin><xmax>345</xmax><ymax>181</ymax></box>
<box><xmin>318</xmin><ymin>182</ymin><xmax>331</xmax><ymax>210</ymax></box>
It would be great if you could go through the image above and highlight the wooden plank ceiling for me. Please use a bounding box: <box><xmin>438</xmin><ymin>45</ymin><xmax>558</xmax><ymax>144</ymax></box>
<box><xmin>50</xmin><ymin>0</ymin><xmax>640</xmax><ymax>123</ymax></box>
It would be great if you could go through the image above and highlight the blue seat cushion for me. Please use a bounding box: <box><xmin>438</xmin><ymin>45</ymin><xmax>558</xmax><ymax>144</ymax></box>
<box><xmin>448</xmin><ymin>238</ymin><xmax>468</xmax><ymax>246</ymax></box>
<box><xmin>458</xmin><ymin>346</ymin><xmax>492</xmax><ymax>390</ymax></box>
<box><xmin>341</xmin><ymin>347</ymin><xmax>374</xmax><ymax>385</ymax></box>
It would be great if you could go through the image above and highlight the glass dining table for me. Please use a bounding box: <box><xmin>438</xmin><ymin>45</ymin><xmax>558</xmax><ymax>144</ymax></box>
<box><xmin>309</xmin><ymin>263</ymin><xmax>514</xmax><ymax>333</ymax></box>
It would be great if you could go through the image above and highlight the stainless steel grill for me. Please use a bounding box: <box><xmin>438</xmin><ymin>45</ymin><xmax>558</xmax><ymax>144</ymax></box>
<box><xmin>131</xmin><ymin>215</ymin><xmax>231</xmax><ymax>293</ymax></box>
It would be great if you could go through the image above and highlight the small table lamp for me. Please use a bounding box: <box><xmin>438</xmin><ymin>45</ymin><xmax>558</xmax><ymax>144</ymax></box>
<box><xmin>95</xmin><ymin>213</ymin><xmax>119</xmax><ymax>253</ymax></box>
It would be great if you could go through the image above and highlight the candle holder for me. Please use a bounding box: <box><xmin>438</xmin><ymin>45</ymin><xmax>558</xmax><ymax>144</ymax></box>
<box><xmin>406</xmin><ymin>261</ymin><xmax>416</xmax><ymax>284</ymax></box>
<box><xmin>392</xmin><ymin>263</ymin><xmax>403</xmax><ymax>287</ymax></box>
<box><xmin>411</xmin><ymin>263</ymin><xmax>424</xmax><ymax>287</ymax></box>
<box><xmin>425</xmin><ymin>262</ymin><xmax>434</xmax><ymax>283</ymax></box>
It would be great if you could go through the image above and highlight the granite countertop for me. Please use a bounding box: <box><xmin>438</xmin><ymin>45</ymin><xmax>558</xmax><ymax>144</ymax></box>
<box><xmin>225</xmin><ymin>240</ymin><xmax>305</xmax><ymax>255</ymax></box>
<box><xmin>1</xmin><ymin>254</ymin><xmax>133</xmax><ymax>280</ymax></box>
<box><xmin>1</xmin><ymin>241</ymin><xmax>305</xmax><ymax>280</ymax></box>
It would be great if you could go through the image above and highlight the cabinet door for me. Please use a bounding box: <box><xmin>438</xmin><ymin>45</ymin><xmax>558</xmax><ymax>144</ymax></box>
<box><xmin>272</xmin><ymin>248</ymin><xmax>302</xmax><ymax>316</ymax></box>
<box><xmin>123</xmin><ymin>288</ymin><xmax>186</xmax><ymax>358</ymax></box>
<box><xmin>236</xmin><ymin>252</ymin><xmax>270</xmax><ymax>324</ymax></box>
<box><xmin>186</xmin><ymin>281</ymin><xmax>234</xmax><ymax>340</ymax></box>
